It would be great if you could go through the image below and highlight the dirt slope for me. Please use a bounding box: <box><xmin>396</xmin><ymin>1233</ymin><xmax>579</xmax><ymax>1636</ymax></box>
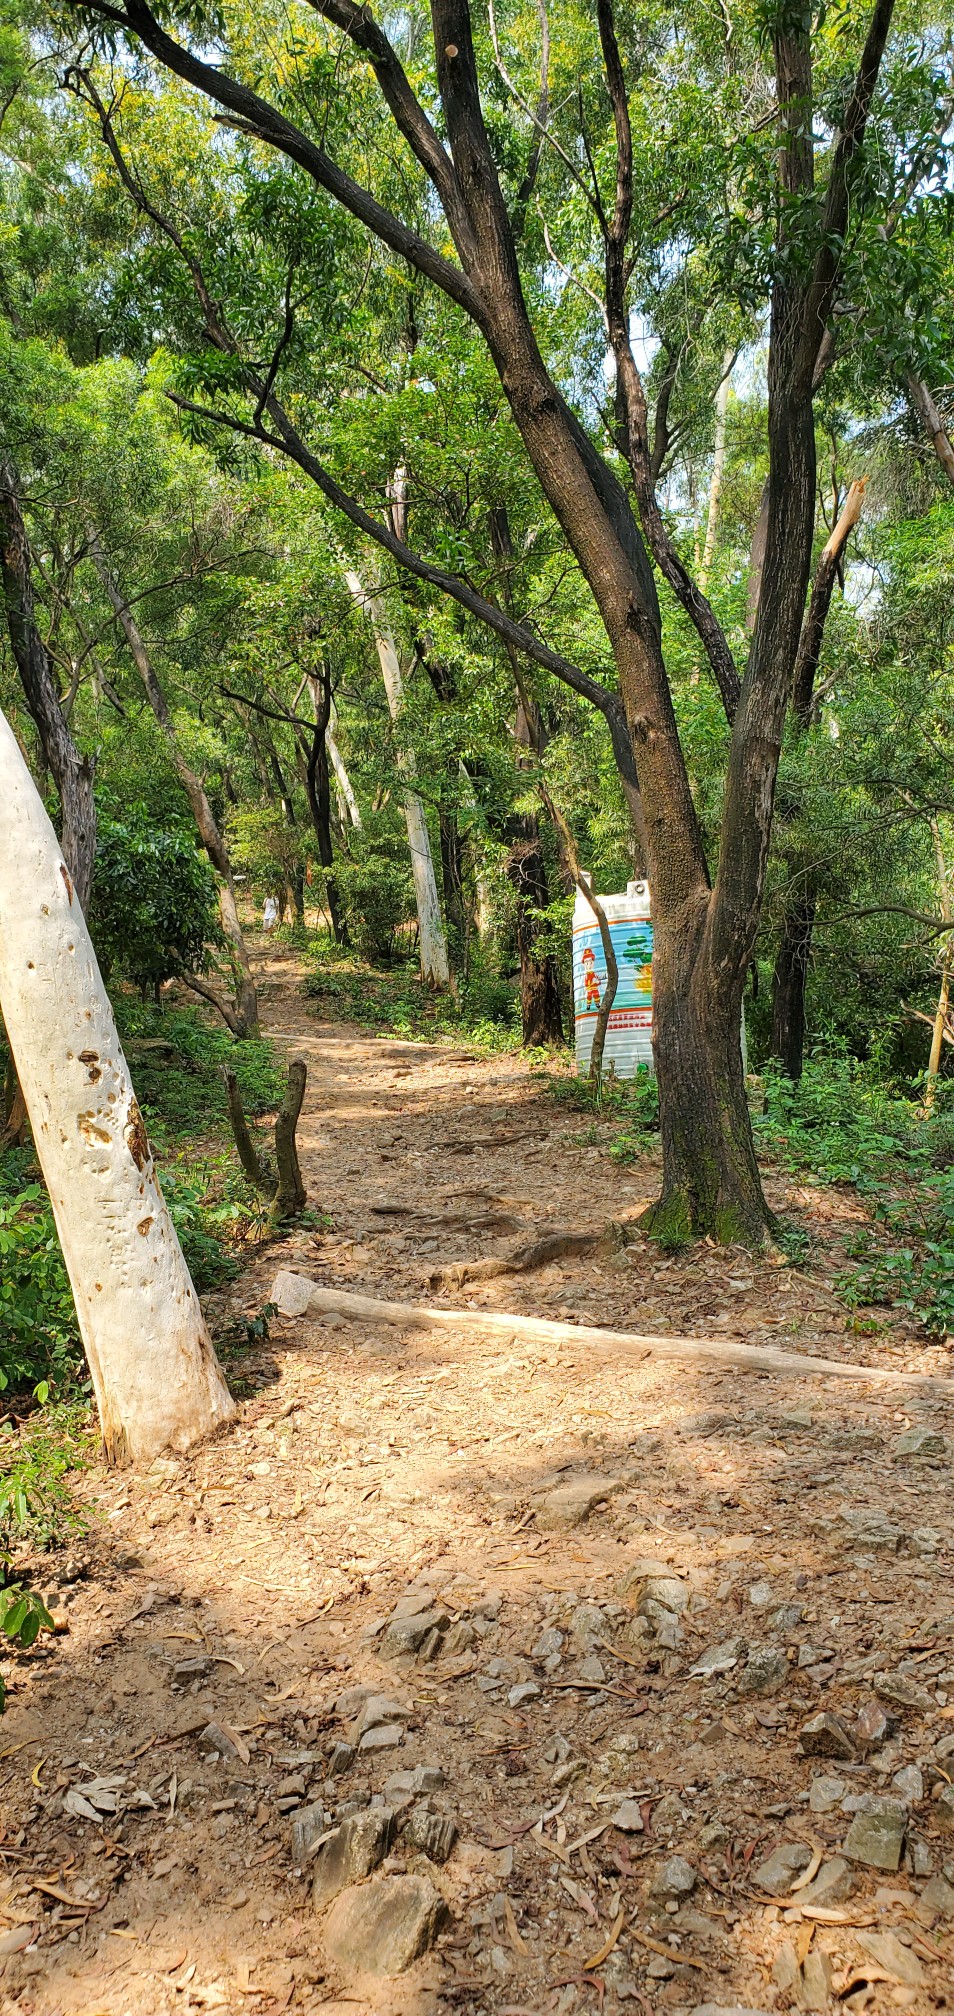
<box><xmin>1</xmin><ymin>945</ymin><xmax>952</xmax><ymax>2016</ymax></box>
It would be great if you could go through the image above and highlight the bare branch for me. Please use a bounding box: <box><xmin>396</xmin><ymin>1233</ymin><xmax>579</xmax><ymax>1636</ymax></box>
<box><xmin>791</xmin><ymin>476</ymin><xmax>867</xmax><ymax>725</ymax></box>
<box><xmin>487</xmin><ymin>0</ymin><xmax>597</xmax><ymax>218</ymax></box>
<box><xmin>596</xmin><ymin>0</ymin><xmax>741</xmax><ymax>720</ymax></box>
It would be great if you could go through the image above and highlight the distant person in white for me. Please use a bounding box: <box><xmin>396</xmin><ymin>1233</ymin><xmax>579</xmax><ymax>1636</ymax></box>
<box><xmin>262</xmin><ymin>895</ymin><xmax>279</xmax><ymax>933</ymax></box>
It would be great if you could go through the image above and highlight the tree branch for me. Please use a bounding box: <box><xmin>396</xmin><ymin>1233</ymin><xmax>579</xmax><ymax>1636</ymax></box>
<box><xmin>62</xmin><ymin>0</ymin><xmax>484</xmax><ymax>320</ymax></box>
<box><xmin>797</xmin><ymin>0</ymin><xmax>897</xmax><ymax>392</ymax></box>
<box><xmin>596</xmin><ymin>0</ymin><xmax>741</xmax><ymax>722</ymax></box>
<box><xmin>791</xmin><ymin>476</ymin><xmax>866</xmax><ymax>725</ymax></box>
<box><xmin>304</xmin><ymin>0</ymin><xmax>479</xmax><ymax>264</ymax></box>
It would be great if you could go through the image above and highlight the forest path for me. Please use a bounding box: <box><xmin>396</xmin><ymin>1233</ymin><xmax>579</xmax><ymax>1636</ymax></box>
<box><xmin>2</xmin><ymin>945</ymin><xmax>953</xmax><ymax>2016</ymax></box>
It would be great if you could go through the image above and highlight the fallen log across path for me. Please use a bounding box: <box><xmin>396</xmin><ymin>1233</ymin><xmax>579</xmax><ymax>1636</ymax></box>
<box><xmin>270</xmin><ymin>1271</ymin><xmax>949</xmax><ymax>1388</ymax></box>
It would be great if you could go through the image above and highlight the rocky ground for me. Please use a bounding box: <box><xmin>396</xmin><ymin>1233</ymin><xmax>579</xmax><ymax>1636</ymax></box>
<box><xmin>1</xmin><ymin>944</ymin><xmax>952</xmax><ymax>2016</ymax></box>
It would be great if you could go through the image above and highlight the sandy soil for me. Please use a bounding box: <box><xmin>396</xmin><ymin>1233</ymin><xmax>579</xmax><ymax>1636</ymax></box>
<box><xmin>1</xmin><ymin>944</ymin><xmax>952</xmax><ymax>2016</ymax></box>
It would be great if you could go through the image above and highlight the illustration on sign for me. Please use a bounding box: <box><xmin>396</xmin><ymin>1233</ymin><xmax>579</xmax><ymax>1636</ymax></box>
<box><xmin>572</xmin><ymin>883</ymin><xmax>655</xmax><ymax>1077</ymax></box>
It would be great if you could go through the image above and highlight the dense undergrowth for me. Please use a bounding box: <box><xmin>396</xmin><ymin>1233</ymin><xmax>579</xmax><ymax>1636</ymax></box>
<box><xmin>549</xmin><ymin>1045</ymin><xmax>954</xmax><ymax>1343</ymax></box>
<box><xmin>756</xmin><ymin>1053</ymin><xmax>954</xmax><ymax>1343</ymax></box>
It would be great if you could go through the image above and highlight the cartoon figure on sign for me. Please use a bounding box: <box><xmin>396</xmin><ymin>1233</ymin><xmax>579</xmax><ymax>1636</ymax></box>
<box><xmin>581</xmin><ymin>945</ymin><xmax>602</xmax><ymax>1010</ymax></box>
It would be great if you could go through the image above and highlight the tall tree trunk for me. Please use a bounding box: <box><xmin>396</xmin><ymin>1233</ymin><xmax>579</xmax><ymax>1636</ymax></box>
<box><xmin>439</xmin><ymin>809</ymin><xmax>467</xmax><ymax>968</ymax></box>
<box><xmin>769</xmin><ymin>482</ymin><xmax>866</xmax><ymax>1075</ymax></box>
<box><xmin>770</xmin><ymin>885</ymin><xmax>817</xmax><ymax>1081</ymax></box>
<box><xmin>303</xmin><ymin>669</ymin><xmax>347</xmax><ymax>943</ymax></box>
<box><xmin>0</xmin><ymin>463</ymin><xmax>96</xmax><ymax>908</ymax></box>
<box><xmin>0</xmin><ymin>706</ymin><xmax>235</xmax><ymax>1463</ymax></box>
<box><xmin>482</xmin><ymin>563</ymin><xmax>566</xmax><ymax>1047</ymax></box>
<box><xmin>344</xmin><ymin>569</ymin><xmax>450</xmax><ymax>987</ymax></box>
<box><xmin>328</xmin><ymin>703</ymin><xmax>362</xmax><ymax>828</ymax></box>
<box><xmin>924</xmin><ymin>820</ymin><xmax>952</xmax><ymax>1114</ymax></box>
<box><xmin>265</xmin><ymin>735</ymin><xmax>305</xmax><ymax>925</ymax></box>
<box><xmin>646</xmin><ymin>910</ymin><xmax>766</xmax><ymax>1245</ymax></box>
<box><xmin>505</xmin><ymin>831</ymin><xmax>564</xmax><ymax>1046</ymax></box>
<box><xmin>88</xmin><ymin>533</ymin><xmax>259</xmax><ymax>1037</ymax></box>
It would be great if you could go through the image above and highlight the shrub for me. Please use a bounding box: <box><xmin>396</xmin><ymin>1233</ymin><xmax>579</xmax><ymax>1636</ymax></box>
<box><xmin>88</xmin><ymin>804</ymin><xmax>221</xmax><ymax>998</ymax></box>
<box><xmin>335</xmin><ymin>834</ymin><xmax>414</xmax><ymax>963</ymax></box>
<box><xmin>0</xmin><ymin>1178</ymin><xmax>83</xmax><ymax>1398</ymax></box>
<box><xmin>225</xmin><ymin>805</ymin><xmax>306</xmax><ymax>909</ymax></box>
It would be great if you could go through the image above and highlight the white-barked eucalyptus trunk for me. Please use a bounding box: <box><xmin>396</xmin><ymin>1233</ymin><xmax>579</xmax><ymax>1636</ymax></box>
<box><xmin>328</xmin><ymin>702</ymin><xmax>362</xmax><ymax>829</ymax></box>
<box><xmin>0</xmin><ymin>708</ymin><xmax>236</xmax><ymax>1465</ymax></box>
<box><xmin>344</xmin><ymin>568</ymin><xmax>450</xmax><ymax>987</ymax></box>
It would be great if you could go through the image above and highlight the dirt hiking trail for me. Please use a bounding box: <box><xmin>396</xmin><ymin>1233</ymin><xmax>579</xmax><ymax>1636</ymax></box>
<box><xmin>2</xmin><ymin>943</ymin><xmax>953</xmax><ymax>2016</ymax></box>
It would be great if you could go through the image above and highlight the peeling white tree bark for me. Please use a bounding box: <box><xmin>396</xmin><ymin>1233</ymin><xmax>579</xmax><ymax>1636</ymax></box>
<box><xmin>344</xmin><ymin>568</ymin><xmax>450</xmax><ymax>987</ymax></box>
<box><xmin>0</xmin><ymin>708</ymin><xmax>236</xmax><ymax>1464</ymax></box>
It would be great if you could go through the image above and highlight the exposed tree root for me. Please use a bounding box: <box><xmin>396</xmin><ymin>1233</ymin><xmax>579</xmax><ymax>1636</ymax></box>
<box><xmin>429</xmin><ymin>1228</ymin><xmax>602</xmax><ymax>1290</ymax></box>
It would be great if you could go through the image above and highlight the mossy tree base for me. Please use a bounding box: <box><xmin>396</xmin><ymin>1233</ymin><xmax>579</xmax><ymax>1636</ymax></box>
<box><xmin>641</xmin><ymin>1184</ymin><xmax>777</xmax><ymax>1252</ymax></box>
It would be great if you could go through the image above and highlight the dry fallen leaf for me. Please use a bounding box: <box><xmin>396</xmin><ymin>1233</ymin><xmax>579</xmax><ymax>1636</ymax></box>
<box><xmin>795</xmin><ymin>1921</ymin><xmax>815</xmax><ymax>1966</ymax></box>
<box><xmin>502</xmin><ymin>1894</ymin><xmax>528</xmax><ymax>1957</ymax></box>
<box><xmin>32</xmin><ymin>1881</ymin><xmax>103</xmax><ymax>1912</ymax></box>
<box><xmin>630</xmin><ymin>1929</ymin><xmax>707</xmax><ymax>1972</ymax></box>
<box><xmin>218</xmin><ymin>1722</ymin><xmax>251</xmax><ymax>1765</ymax></box>
<box><xmin>0</xmin><ymin>1924</ymin><xmax>34</xmax><ymax>1955</ymax></box>
<box><xmin>584</xmin><ymin>1909</ymin><xmax>626</xmax><ymax>1970</ymax></box>
<box><xmin>790</xmin><ymin>1841</ymin><xmax>825</xmax><ymax>1894</ymax></box>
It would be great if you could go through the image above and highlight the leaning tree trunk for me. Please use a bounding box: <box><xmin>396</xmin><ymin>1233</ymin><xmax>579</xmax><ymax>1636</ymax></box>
<box><xmin>0</xmin><ymin>706</ymin><xmax>235</xmax><ymax>1463</ymax></box>
<box><xmin>0</xmin><ymin>462</ymin><xmax>97</xmax><ymax>908</ymax></box>
<box><xmin>89</xmin><ymin>534</ymin><xmax>259</xmax><ymax>1037</ymax></box>
<box><xmin>328</xmin><ymin>702</ymin><xmax>362</xmax><ymax>829</ymax></box>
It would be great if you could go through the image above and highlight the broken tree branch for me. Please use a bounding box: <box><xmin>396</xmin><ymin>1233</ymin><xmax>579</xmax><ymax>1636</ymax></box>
<box><xmin>221</xmin><ymin>1066</ymin><xmax>274</xmax><ymax>1191</ymax></box>
<box><xmin>269</xmin><ymin>1275</ymin><xmax>947</xmax><ymax>1388</ymax></box>
<box><xmin>429</xmin><ymin>1228</ymin><xmax>602</xmax><ymax>1290</ymax></box>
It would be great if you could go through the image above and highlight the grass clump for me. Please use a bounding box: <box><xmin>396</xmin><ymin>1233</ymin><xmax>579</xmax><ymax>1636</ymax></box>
<box><xmin>303</xmin><ymin>940</ymin><xmax>525</xmax><ymax>1053</ymax></box>
<box><xmin>114</xmin><ymin>1000</ymin><xmax>284</xmax><ymax>1147</ymax></box>
<box><xmin>757</xmin><ymin>1051</ymin><xmax>954</xmax><ymax>1341</ymax></box>
<box><xmin>545</xmin><ymin>1064</ymin><xmax>660</xmax><ymax>1160</ymax></box>
<box><xmin>0</xmin><ymin>1161</ymin><xmax>83</xmax><ymax>1401</ymax></box>
<box><xmin>0</xmin><ymin>1408</ymin><xmax>89</xmax><ymax>1551</ymax></box>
